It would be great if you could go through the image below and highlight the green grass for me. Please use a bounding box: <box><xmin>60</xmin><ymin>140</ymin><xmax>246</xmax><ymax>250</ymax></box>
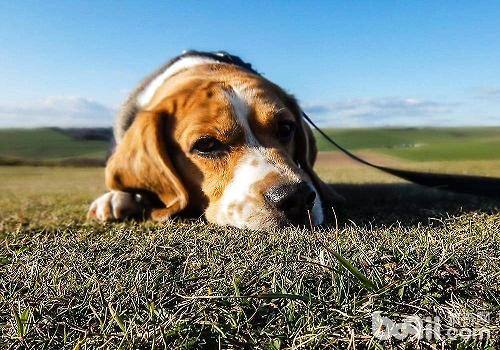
<box><xmin>387</xmin><ymin>140</ymin><xmax>500</xmax><ymax>161</ymax></box>
<box><xmin>314</xmin><ymin>127</ymin><xmax>500</xmax><ymax>161</ymax></box>
<box><xmin>2</xmin><ymin>127</ymin><xmax>500</xmax><ymax>165</ymax></box>
<box><xmin>0</xmin><ymin>128</ymin><xmax>108</xmax><ymax>161</ymax></box>
<box><xmin>0</xmin><ymin>162</ymin><xmax>499</xmax><ymax>349</ymax></box>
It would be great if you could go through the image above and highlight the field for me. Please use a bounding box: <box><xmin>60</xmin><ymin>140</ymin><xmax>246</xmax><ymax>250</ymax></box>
<box><xmin>1</xmin><ymin>128</ymin><xmax>499</xmax><ymax>348</ymax></box>
<box><xmin>0</xmin><ymin>129</ymin><xmax>109</xmax><ymax>165</ymax></box>
<box><xmin>314</xmin><ymin>127</ymin><xmax>500</xmax><ymax>162</ymax></box>
<box><xmin>1</xmin><ymin>127</ymin><xmax>500</xmax><ymax>165</ymax></box>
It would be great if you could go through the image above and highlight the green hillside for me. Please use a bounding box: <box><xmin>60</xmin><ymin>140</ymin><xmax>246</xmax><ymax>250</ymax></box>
<box><xmin>0</xmin><ymin>127</ymin><xmax>499</xmax><ymax>164</ymax></box>
<box><xmin>0</xmin><ymin>128</ymin><xmax>109</xmax><ymax>163</ymax></box>
<box><xmin>314</xmin><ymin>127</ymin><xmax>500</xmax><ymax>161</ymax></box>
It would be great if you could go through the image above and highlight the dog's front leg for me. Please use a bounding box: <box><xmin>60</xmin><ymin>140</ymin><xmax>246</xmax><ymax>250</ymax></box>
<box><xmin>87</xmin><ymin>191</ymin><xmax>149</xmax><ymax>222</ymax></box>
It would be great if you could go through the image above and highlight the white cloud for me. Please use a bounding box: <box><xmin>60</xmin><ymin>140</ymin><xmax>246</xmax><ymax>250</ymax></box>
<box><xmin>0</xmin><ymin>96</ymin><xmax>115</xmax><ymax>127</ymax></box>
<box><xmin>474</xmin><ymin>87</ymin><xmax>500</xmax><ymax>101</ymax></box>
<box><xmin>1</xmin><ymin>94</ymin><xmax>498</xmax><ymax>128</ymax></box>
<box><xmin>302</xmin><ymin>97</ymin><xmax>464</xmax><ymax>127</ymax></box>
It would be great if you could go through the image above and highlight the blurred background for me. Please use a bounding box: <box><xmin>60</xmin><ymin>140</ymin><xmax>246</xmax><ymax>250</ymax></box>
<box><xmin>0</xmin><ymin>1</ymin><xmax>499</xmax><ymax>176</ymax></box>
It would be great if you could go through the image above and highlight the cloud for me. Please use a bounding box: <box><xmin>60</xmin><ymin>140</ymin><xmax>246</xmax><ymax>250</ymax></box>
<box><xmin>1</xmin><ymin>95</ymin><xmax>497</xmax><ymax>128</ymax></box>
<box><xmin>302</xmin><ymin>97</ymin><xmax>458</xmax><ymax>127</ymax></box>
<box><xmin>474</xmin><ymin>87</ymin><xmax>500</xmax><ymax>101</ymax></box>
<box><xmin>0</xmin><ymin>96</ymin><xmax>115</xmax><ymax>127</ymax></box>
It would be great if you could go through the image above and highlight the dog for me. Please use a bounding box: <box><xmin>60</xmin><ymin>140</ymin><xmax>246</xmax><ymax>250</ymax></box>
<box><xmin>87</xmin><ymin>51</ymin><xmax>339</xmax><ymax>230</ymax></box>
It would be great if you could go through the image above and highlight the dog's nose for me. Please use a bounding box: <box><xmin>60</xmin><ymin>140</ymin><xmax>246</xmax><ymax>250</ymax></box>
<box><xmin>265</xmin><ymin>182</ymin><xmax>316</xmax><ymax>223</ymax></box>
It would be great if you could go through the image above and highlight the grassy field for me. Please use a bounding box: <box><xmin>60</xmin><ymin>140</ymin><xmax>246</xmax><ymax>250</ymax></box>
<box><xmin>1</xmin><ymin>155</ymin><xmax>499</xmax><ymax>348</ymax></box>
<box><xmin>1</xmin><ymin>127</ymin><xmax>500</xmax><ymax>165</ymax></box>
<box><xmin>0</xmin><ymin>128</ymin><xmax>108</xmax><ymax>165</ymax></box>
<box><xmin>314</xmin><ymin>127</ymin><xmax>500</xmax><ymax>162</ymax></box>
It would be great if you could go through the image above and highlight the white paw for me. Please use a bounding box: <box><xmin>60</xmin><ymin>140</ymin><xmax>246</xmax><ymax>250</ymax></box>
<box><xmin>87</xmin><ymin>191</ymin><xmax>143</xmax><ymax>222</ymax></box>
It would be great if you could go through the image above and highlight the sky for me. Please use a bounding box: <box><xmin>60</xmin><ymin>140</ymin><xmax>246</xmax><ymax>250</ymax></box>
<box><xmin>1</xmin><ymin>1</ymin><xmax>500</xmax><ymax>128</ymax></box>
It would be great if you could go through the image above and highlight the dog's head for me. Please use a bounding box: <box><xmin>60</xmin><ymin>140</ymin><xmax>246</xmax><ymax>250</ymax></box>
<box><xmin>106</xmin><ymin>61</ymin><xmax>338</xmax><ymax>230</ymax></box>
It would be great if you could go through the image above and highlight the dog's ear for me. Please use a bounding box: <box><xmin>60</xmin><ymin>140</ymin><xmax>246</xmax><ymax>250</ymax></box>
<box><xmin>288</xmin><ymin>97</ymin><xmax>345</xmax><ymax>205</ymax></box>
<box><xmin>105</xmin><ymin>111</ymin><xmax>188</xmax><ymax>220</ymax></box>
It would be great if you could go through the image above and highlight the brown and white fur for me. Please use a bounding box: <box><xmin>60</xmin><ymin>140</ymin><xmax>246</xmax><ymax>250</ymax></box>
<box><xmin>88</xmin><ymin>53</ymin><xmax>339</xmax><ymax>230</ymax></box>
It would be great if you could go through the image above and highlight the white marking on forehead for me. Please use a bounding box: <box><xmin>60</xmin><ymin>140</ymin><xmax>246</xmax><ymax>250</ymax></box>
<box><xmin>226</xmin><ymin>86</ymin><xmax>259</xmax><ymax>145</ymax></box>
<box><xmin>137</xmin><ymin>56</ymin><xmax>221</xmax><ymax>107</ymax></box>
<box><xmin>227</xmin><ymin>87</ymin><xmax>301</xmax><ymax>180</ymax></box>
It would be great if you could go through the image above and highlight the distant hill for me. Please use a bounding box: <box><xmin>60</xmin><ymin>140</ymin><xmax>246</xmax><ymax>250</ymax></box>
<box><xmin>0</xmin><ymin>126</ymin><xmax>499</xmax><ymax>166</ymax></box>
<box><xmin>0</xmin><ymin>128</ymin><xmax>112</xmax><ymax>166</ymax></box>
<box><xmin>52</xmin><ymin>127</ymin><xmax>113</xmax><ymax>141</ymax></box>
<box><xmin>314</xmin><ymin>127</ymin><xmax>500</xmax><ymax>161</ymax></box>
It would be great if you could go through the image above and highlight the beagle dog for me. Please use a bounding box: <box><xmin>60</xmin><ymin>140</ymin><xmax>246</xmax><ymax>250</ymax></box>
<box><xmin>88</xmin><ymin>51</ymin><xmax>338</xmax><ymax>230</ymax></box>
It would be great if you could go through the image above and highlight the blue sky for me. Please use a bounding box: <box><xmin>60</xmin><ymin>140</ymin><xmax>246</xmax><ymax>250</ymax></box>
<box><xmin>1</xmin><ymin>1</ymin><xmax>500</xmax><ymax>127</ymax></box>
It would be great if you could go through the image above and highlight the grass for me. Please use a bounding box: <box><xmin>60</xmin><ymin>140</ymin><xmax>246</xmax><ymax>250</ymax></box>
<box><xmin>314</xmin><ymin>127</ymin><xmax>500</xmax><ymax>161</ymax></box>
<box><xmin>2</xmin><ymin>127</ymin><xmax>500</xmax><ymax>165</ymax></box>
<box><xmin>387</xmin><ymin>140</ymin><xmax>500</xmax><ymax>162</ymax></box>
<box><xmin>0</xmin><ymin>158</ymin><xmax>499</xmax><ymax>349</ymax></box>
<box><xmin>0</xmin><ymin>128</ymin><xmax>108</xmax><ymax>162</ymax></box>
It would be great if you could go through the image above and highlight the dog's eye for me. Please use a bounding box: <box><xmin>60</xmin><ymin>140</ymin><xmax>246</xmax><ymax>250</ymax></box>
<box><xmin>277</xmin><ymin>121</ymin><xmax>296</xmax><ymax>143</ymax></box>
<box><xmin>191</xmin><ymin>136</ymin><xmax>227</xmax><ymax>157</ymax></box>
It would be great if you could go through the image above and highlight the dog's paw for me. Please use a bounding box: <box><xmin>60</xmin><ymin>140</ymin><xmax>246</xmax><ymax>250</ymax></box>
<box><xmin>87</xmin><ymin>191</ymin><xmax>143</xmax><ymax>222</ymax></box>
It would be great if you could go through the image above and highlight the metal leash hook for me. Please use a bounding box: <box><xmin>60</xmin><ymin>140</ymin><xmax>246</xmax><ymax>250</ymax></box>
<box><xmin>302</xmin><ymin>112</ymin><xmax>500</xmax><ymax>199</ymax></box>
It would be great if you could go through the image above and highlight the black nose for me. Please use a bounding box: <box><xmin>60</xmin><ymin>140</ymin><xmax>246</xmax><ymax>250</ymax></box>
<box><xmin>265</xmin><ymin>182</ymin><xmax>316</xmax><ymax>223</ymax></box>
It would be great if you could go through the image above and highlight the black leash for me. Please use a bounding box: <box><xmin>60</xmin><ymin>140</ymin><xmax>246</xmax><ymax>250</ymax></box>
<box><xmin>302</xmin><ymin>112</ymin><xmax>500</xmax><ymax>199</ymax></box>
<box><xmin>180</xmin><ymin>51</ymin><xmax>500</xmax><ymax>200</ymax></box>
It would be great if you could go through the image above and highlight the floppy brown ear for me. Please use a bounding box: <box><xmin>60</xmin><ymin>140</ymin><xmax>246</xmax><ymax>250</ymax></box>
<box><xmin>105</xmin><ymin>111</ymin><xmax>188</xmax><ymax>220</ymax></box>
<box><xmin>291</xmin><ymin>103</ymin><xmax>345</xmax><ymax>205</ymax></box>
